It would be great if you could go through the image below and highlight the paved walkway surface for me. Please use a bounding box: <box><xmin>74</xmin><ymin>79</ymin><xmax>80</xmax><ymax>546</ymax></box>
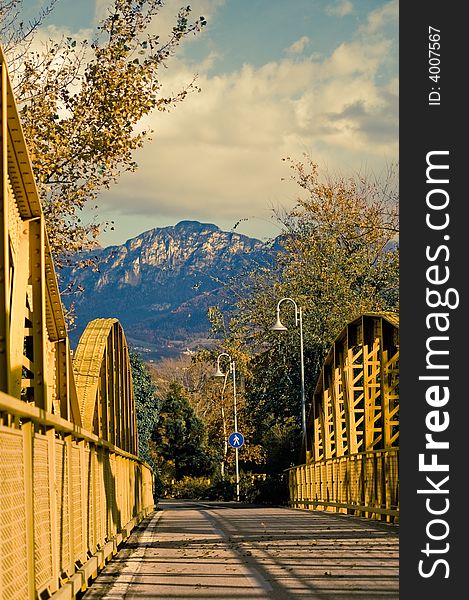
<box><xmin>82</xmin><ymin>500</ymin><xmax>399</xmax><ymax>599</ymax></box>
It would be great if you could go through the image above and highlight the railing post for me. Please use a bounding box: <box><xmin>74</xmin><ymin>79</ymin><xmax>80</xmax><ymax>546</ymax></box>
<box><xmin>89</xmin><ymin>444</ymin><xmax>97</xmax><ymax>557</ymax></box>
<box><xmin>78</xmin><ymin>438</ymin><xmax>87</xmax><ymax>568</ymax></box>
<box><xmin>65</xmin><ymin>434</ymin><xmax>75</xmax><ymax>574</ymax></box>
<box><xmin>47</xmin><ymin>428</ymin><xmax>59</xmax><ymax>593</ymax></box>
<box><xmin>22</xmin><ymin>421</ymin><xmax>36</xmax><ymax>599</ymax></box>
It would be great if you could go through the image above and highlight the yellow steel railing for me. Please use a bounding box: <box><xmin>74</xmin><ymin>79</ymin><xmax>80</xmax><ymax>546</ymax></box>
<box><xmin>0</xmin><ymin>45</ymin><xmax>155</xmax><ymax>599</ymax></box>
<box><xmin>0</xmin><ymin>391</ymin><xmax>154</xmax><ymax>600</ymax></box>
<box><xmin>288</xmin><ymin>449</ymin><xmax>399</xmax><ymax>523</ymax></box>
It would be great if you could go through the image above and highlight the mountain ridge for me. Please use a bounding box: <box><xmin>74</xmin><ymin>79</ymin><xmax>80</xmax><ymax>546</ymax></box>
<box><xmin>63</xmin><ymin>220</ymin><xmax>276</xmax><ymax>360</ymax></box>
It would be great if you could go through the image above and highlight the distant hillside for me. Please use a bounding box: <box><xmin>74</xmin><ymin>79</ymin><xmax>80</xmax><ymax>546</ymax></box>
<box><xmin>62</xmin><ymin>220</ymin><xmax>276</xmax><ymax>360</ymax></box>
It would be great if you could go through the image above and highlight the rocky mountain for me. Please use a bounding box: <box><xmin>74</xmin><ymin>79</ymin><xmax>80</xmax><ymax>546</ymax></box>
<box><xmin>62</xmin><ymin>220</ymin><xmax>275</xmax><ymax>360</ymax></box>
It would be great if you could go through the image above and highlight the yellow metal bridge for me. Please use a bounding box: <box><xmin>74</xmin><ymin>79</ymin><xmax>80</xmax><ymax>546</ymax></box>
<box><xmin>288</xmin><ymin>312</ymin><xmax>399</xmax><ymax>523</ymax></box>
<box><xmin>0</xmin><ymin>49</ymin><xmax>154</xmax><ymax>599</ymax></box>
<box><xmin>0</xmin><ymin>46</ymin><xmax>399</xmax><ymax>599</ymax></box>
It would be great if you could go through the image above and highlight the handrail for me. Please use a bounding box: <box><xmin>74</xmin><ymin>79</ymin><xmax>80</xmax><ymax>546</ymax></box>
<box><xmin>0</xmin><ymin>391</ymin><xmax>154</xmax><ymax>599</ymax></box>
<box><xmin>287</xmin><ymin>448</ymin><xmax>399</xmax><ymax>523</ymax></box>
<box><xmin>0</xmin><ymin>391</ymin><xmax>151</xmax><ymax>464</ymax></box>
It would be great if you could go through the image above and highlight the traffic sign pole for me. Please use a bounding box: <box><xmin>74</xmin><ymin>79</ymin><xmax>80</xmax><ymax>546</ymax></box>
<box><xmin>232</xmin><ymin>362</ymin><xmax>239</xmax><ymax>502</ymax></box>
<box><xmin>214</xmin><ymin>353</ymin><xmax>243</xmax><ymax>503</ymax></box>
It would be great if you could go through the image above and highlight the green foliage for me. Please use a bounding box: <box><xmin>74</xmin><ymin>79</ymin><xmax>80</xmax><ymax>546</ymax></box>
<box><xmin>277</xmin><ymin>157</ymin><xmax>399</xmax><ymax>349</ymax></box>
<box><xmin>239</xmin><ymin>473</ymin><xmax>289</xmax><ymax>505</ymax></box>
<box><xmin>152</xmin><ymin>382</ymin><xmax>215</xmax><ymax>481</ymax></box>
<box><xmin>133</xmin><ymin>158</ymin><xmax>399</xmax><ymax>505</ymax></box>
<box><xmin>167</xmin><ymin>476</ymin><xmax>212</xmax><ymax>499</ymax></box>
<box><xmin>208</xmin><ymin>158</ymin><xmax>399</xmax><ymax>491</ymax></box>
<box><xmin>161</xmin><ymin>472</ymin><xmax>287</xmax><ymax>503</ymax></box>
<box><xmin>204</xmin><ymin>477</ymin><xmax>235</xmax><ymax>501</ymax></box>
<box><xmin>161</xmin><ymin>475</ymin><xmax>236</xmax><ymax>501</ymax></box>
<box><xmin>4</xmin><ymin>0</ymin><xmax>206</xmax><ymax>263</ymax></box>
<box><xmin>236</xmin><ymin>157</ymin><xmax>399</xmax><ymax>371</ymax></box>
<box><xmin>129</xmin><ymin>349</ymin><xmax>160</xmax><ymax>469</ymax></box>
<box><xmin>257</xmin><ymin>416</ymin><xmax>301</xmax><ymax>471</ymax></box>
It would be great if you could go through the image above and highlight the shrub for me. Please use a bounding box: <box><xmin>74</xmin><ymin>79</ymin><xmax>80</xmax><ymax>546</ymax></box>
<box><xmin>170</xmin><ymin>476</ymin><xmax>213</xmax><ymax>499</ymax></box>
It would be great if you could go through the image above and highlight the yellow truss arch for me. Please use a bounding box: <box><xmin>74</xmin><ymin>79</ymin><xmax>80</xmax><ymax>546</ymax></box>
<box><xmin>306</xmin><ymin>312</ymin><xmax>399</xmax><ymax>461</ymax></box>
<box><xmin>288</xmin><ymin>312</ymin><xmax>399</xmax><ymax>521</ymax></box>
<box><xmin>73</xmin><ymin>318</ymin><xmax>138</xmax><ymax>455</ymax></box>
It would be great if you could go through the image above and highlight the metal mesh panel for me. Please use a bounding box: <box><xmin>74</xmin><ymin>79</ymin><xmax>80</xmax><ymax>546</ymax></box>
<box><xmin>326</xmin><ymin>462</ymin><xmax>333</xmax><ymax>502</ymax></box>
<box><xmin>344</xmin><ymin>458</ymin><xmax>352</xmax><ymax>504</ymax></box>
<box><xmin>363</xmin><ymin>454</ymin><xmax>376</xmax><ymax>510</ymax></box>
<box><xmin>112</xmin><ymin>456</ymin><xmax>120</xmax><ymax>523</ymax></box>
<box><xmin>338</xmin><ymin>459</ymin><xmax>347</xmax><ymax>504</ymax></box>
<box><xmin>33</xmin><ymin>434</ymin><xmax>53</xmax><ymax>590</ymax></box>
<box><xmin>0</xmin><ymin>427</ymin><xmax>29</xmax><ymax>600</ymax></box>
<box><xmin>108</xmin><ymin>454</ymin><xmax>119</xmax><ymax>534</ymax></box>
<box><xmin>116</xmin><ymin>458</ymin><xmax>124</xmax><ymax>524</ymax></box>
<box><xmin>104</xmin><ymin>453</ymin><xmax>112</xmax><ymax>538</ymax></box>
<box><xmin>71</xmin><ymin>444</ymin><xmax>83</xmax><ymax>560</ymax></box>
<box><xmin>387</xmin><ymin>452</ymin><xmax>399</xmax><ymax>508</ymax></box>
<box><xmin>142</xmin><ymin>463</ymin><xmax>152</xmax><ymax>512</ymax></box>
<box><xmin>349</xmin><ymin>454</ymin><xmax>362</xmax><ymax>503</ymax></box>
<box><xmin>134</xmin><ymin>463</ymin><xmax>141</xmax><ymax>516</ymax></box>
<box><xmin>320</xmin><ymin>463</ymin><xmax>327</xmax><ymax>502</ymax></box>
<box><xmin>126</xmin><ymin>461</ymin><xmax>133</xmax><ymax>522</ymax></box>
<box><xmin>55</xmin><ymin>440</ymin><xmax>71</xmax><ymax>573</ymax></box>
<box><xmin>145</xmin><ymin>466</ymin><xmax>154</xmax><ymax>510</ymax></box>
<box><xmin>299</xmin><ymin>466</ymin><xmax>305</xmax><ymax>500</ymax></box>
<box><xmin>94</xmin><ymin>451</ymin><xmax>104</xmax><ymax>546</ymax></box>
<box><xmin>129</xmin><ymin>462</ymin><xmax>135</xmax><ymax>518</ymax></box>
<box><xmin>313</xmin><ymin>463</ymin><xmax>321</xmax><ymax>500</ymax></box>
<box><xmin>288</xmin><ymin>451</ymin><xmax>398</xmax><ymax>521</ymax></box>
<box><xmin>330</xmin><ymin>460</ymin><xmax>338</xmax><ymax>503</ymax></box>
<box><xmin>375</xmin><ymin>453</ymin><xmax>385</xmax><ymax>508</ymax></box>
<box><xmin>84</xmin><ymin>448</ymin><xmax>93</xmax><ymax>552</ymax></box>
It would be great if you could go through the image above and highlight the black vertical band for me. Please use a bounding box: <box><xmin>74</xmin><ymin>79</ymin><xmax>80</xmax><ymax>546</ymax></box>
<box><xmin>400</xmin><ymin>4</ymin><xmax>466</xmax><ymax>596</ymax></box>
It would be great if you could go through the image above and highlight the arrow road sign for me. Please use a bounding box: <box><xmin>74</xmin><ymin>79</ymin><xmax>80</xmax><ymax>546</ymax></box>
<box><xmin>228</xmin><ymin>432</ymin><xmax>244</xmax><ymax>448</ymax></box>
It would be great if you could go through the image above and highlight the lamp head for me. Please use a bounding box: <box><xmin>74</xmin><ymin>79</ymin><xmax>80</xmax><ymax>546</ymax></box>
<box><xmin>271</xmin><ymin>313</ymin><xmax>288</xmax><ymax>332</ymax></box>
<box><xmin>213</xmin><ymin>365</ymin><xmax>226</xmax><ymax>378</ymax></box>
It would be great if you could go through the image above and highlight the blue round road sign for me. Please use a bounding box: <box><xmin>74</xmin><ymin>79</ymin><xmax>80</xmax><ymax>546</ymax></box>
<box><xmin>228</xmin><ymin>432</ymin><xmax>244</xmax><ymax>448</ymax></box>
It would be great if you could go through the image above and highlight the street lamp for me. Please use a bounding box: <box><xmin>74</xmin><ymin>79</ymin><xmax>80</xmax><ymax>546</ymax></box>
<box><xmin>213</xmin><ymin>352</ymin><xmax>240</xmax><ymax>502</ymax></box>
<box><xmin>271</xmin><ymin>298</ymin><xmax>307</xmax><ymax>459</ymax></box>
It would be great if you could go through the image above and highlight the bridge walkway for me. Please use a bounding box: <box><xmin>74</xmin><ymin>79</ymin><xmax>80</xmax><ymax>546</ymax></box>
<box><xmin>82</xmin><ymin>500</ymin><xmax>399</xmax><ymax>600</ymax></box>
<box><xmin>1</xmin><ymin>40</ymin><xmax>399</xmax><ymax>600</ymax></box>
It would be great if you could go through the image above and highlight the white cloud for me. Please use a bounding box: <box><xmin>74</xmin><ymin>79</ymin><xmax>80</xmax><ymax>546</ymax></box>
<box><xmin>325</xmin><ymin>1</ymin><xmax>353</xmax><ymax>18</ymax></box>
<box><xmin>285</xmin><ymin>35</ymin><xmax>310</xmax><ymax>55</ymax></box>
<box><xmin>359</xmin><ymin>0</ymin><xmax>398</xmax><ymax>35</ymax></box>
<box><xmin>19</xmin><ymin>1</ymin><xmax>398</xmax><ymax>244</ymax></box>
<box><xmin>97</xmin><ymin>21</ymin><xmax>398</xmax><ymax>241</ymax></box>
<box><xmin>7</xmin><ymin>23</ymin><xmax>95</xmax><ymax>95</ymax></box>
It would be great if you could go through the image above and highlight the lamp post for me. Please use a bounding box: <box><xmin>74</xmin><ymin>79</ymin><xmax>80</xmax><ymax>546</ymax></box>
<box><xmin>213</xmin><ymin>352</ymin><xmax>240</xmax><ymax>501</ymax></box>
<box><xmin>271</xmin><ymin>298</ymin><xmax>307</xmax><ymax>459</ymax></box>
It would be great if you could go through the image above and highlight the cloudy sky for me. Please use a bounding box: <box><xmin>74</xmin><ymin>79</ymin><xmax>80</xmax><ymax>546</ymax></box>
<box><xmin>22</xmin><ymin>0</ymin><xmax>398</xmax><ymax>245</ymax></box>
